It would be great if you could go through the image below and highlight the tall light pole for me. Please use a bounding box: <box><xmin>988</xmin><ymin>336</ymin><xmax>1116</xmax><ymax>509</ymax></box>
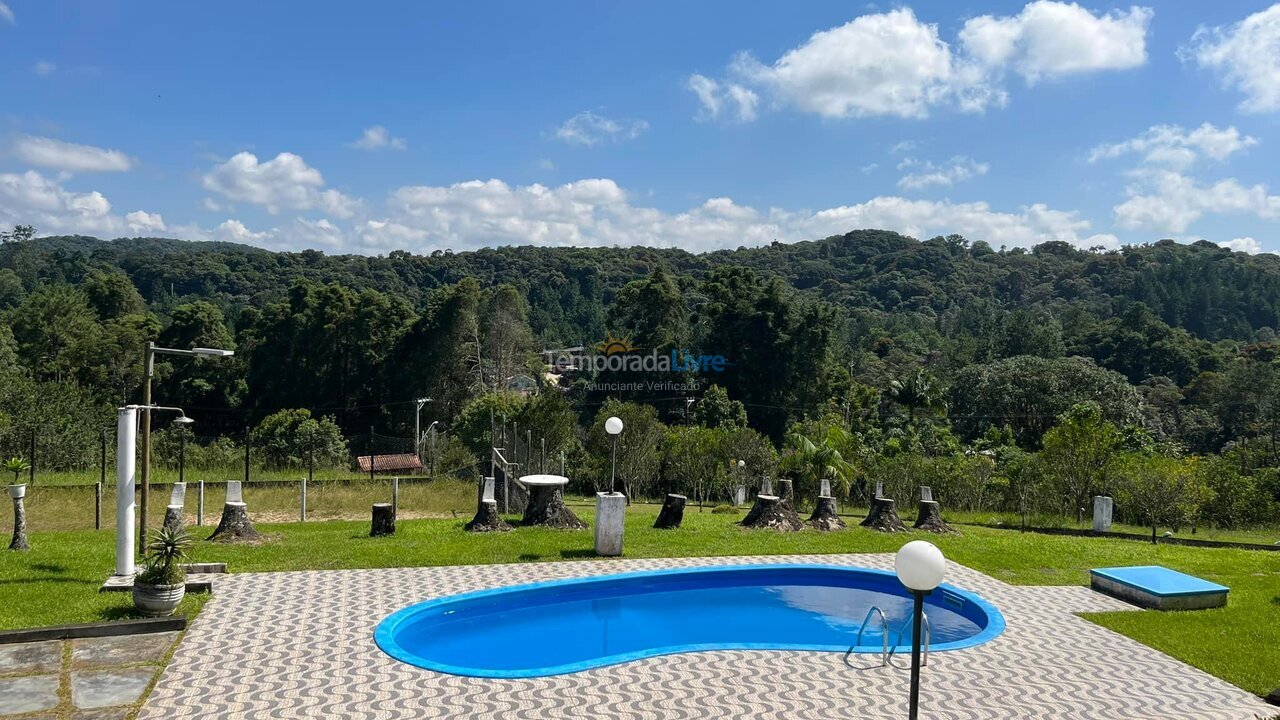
<box><xmin>605</xmin><ymin>416</ymin><xmax>624</xmax><ymax>493</ymax></box>
<box><xmin>426</xmin><ymin>421</ymin><xmax>439</xmax><ymax>477</ymax></box>
<box><xmin>118</xmin><ymin>405</ymin><xmax>192</xmax><ymax>577</ymax></box>
<box><xmin>140</xmin><ymin>343</ymin><xmax>233</xmax><ymax>550</ymax></box>
<box><xmin>414</xmin><ymin>397</ymin><xmax>432</xmax><ymax>463</ymax></box>
<box><xmin>895</xmin><ymin>541</ymin><xmax>946</xmax><ymax>720</ymax></box>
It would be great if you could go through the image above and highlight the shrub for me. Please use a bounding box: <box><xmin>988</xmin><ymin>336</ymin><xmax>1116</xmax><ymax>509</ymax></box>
<box><xmin>711</xmin><ymin>504</ymin><xmax>737</xmax><ymax>514</ymax></box>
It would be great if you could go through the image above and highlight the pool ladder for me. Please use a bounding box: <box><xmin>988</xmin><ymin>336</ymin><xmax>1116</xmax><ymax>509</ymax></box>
<box><xmin>851</xmin><ymin>606</ymin><xmax>930</xmax><ymax>668</ymax></box>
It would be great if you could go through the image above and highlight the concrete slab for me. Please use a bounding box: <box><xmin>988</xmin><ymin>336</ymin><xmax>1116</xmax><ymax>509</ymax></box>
<box><xmin>0</xmin><ymin>673</ymin><xmax>60</xmax><ymax>714</ymax></box>
<box><xmin>0</xmin><ymin>640</ymin><xmax>61</xmax><ymax>674</ymax></box>
<box><xmin>71</xmin><ymin>668</ymin><xmax>157</xmax><ymax>710</ymax></box>
<box><xmin>71</xmin><ymin>632</ymin><xmax>178</xmax><ymax>668</ymax></box>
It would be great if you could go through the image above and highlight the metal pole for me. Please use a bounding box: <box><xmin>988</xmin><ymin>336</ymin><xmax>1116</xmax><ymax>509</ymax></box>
<box><xmin>429</xmin><ymin>425</ymin><xmax>437</xmax><ymax>478</ymax></box>
<box><xmin>609</xmin><ymin>435</ymin><xmax>618</xmax><ymax>494</ymax></box>
<box><xmin>909</xmin><ymin>590</ymin><xmax>925</xmax><ymax>720</ymax></box>
<box><xmin>94</xmin><ymin>481</ymin><xmax>101</xmax><ymax>530</ymax></box>
<box><xmin>28</xmin><ymin>427</ymin><xmax>35</xmax><ymax>486</ymax></box>
<box><xmin>392</xmin><ymin>476</ymin><xmax>399</xmax><ymax>516</ymax></box>
<box><xmin>178</xmin><ymin>426</ymin><xmax>186</xmax><ymax>485</ymax></box>
<box><xmin>115</xmin><ymin>407</ymin><xmax>137</xmax><ymax>576</ymax></box>
<box><xmin>100</xmin><ymin>429</ymin><xmax>107</xmax><ymax>490</ymax></box>
<box><xmin>140</xmin><ymin>341</ymin><xmax>154</xmax><ymax>551</ymax></box>
<box><xmin>197</xmin><ymin>476</ymin><xmax>204</xmax><ymax>526</ymax></box>
<box><xmin>300</xmin><ymin>475</ymin><xmax>307</xmax><ymax>522</ymax></box>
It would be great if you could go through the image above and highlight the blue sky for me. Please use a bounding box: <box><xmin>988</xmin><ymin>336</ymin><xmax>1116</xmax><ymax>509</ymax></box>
<box><xmin>1</xmin><ymin>1</ymin><xmax>1279</xmax><ymax>255</ymax></box>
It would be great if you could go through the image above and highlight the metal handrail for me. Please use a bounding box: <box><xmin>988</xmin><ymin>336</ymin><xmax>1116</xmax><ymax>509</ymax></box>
<box><xmin>887</xmin><ymin>612</ymin><xmax>931</xmax><ymax>667</ymax></box>
<box><xmin>852</xmin><ymin>606</ymin><xmax>890</xmax><ymax>666</ymax></box>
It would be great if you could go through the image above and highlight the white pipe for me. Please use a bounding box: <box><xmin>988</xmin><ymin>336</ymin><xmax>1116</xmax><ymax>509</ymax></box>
<box><xmin>115</xmin><ymin>406</ymin><xmax>137</xmax><ymax>576</ymax></box>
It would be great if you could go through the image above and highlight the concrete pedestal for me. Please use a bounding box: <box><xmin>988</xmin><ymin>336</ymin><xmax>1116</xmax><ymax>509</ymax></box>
<box><xmin>1092</xmin><ymin>496</ymin><xmax>1113</xmax><ymax>533</ymax></box>
<box><xmin>594</xmin><ymin>492</ymin><xmax>626</xmax><ymax>556</ymax></box>
<box><xmin>819</xmin><ymin>478</ymin><xmax>831</xmax><ymax>497</ymax></box>
<box><xmin>733</xmin><ymin>485</ymin><xmax>746</xmax><ymax>506</ymax></box>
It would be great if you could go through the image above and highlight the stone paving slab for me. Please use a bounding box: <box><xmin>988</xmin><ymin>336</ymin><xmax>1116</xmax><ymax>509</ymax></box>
<box><xmin>71</xmin><ymin>667</ymin><xmax>157</xmax><ymax>710</ymax></box>
<box><xmin>0</xmin><ymin>640</ymin><xmax>61</xmax><ymax>674</ymax></box>
<box><xmin>71</xmin><ymin>632</ymin><xmax>178</xmax><ymax>668</ymax></box>
<box><xmin>138</xmin><ymin>554</ymin><xmax>1276</xmax><ymax>720</ymax></box>
<box><xmin>0</xmin><ymin>674</ymin><xmax>60</xmax><ymax>714</ymax></box>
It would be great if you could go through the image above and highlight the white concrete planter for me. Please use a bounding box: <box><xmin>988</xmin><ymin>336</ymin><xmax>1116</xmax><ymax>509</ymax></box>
<box><xmin>7</xmin><ymin>484</ymin><xmax>25</xmax><ymax>500</ymax></box>
<box><xmin>594</xmin><ymin>492</ymin><xmax>626</xmax><ymax>557</ymax></box>
<box><xmin>133</xmin><ymin>581</ymin><xmax>185</xmax><ymax>617</ymax></box>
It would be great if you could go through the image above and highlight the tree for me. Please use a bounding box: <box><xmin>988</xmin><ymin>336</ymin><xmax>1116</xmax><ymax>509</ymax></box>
<box><xmin>780</xmin><ymin>423</ymin><xmax>858</xmax><ymax>500</ymax></box>
<box><xmin>1115</xmin><ymin>455</ymin><xmax>1212</xmax><ymax>543</ymax></box>
<box><xmin>661</xmin><ymin>426</ymin><xmax>724</xmax><ymax>506</ymax></box>
<box><xmin>250</xmin><ymin>409</ymin><xmax>347</xmax><ymax>470</ymax></box>
<box><xmin>1040</xmin><ymin>403</ymin><xmax>1122</xmax><ymax>523</ymax></box>
<box><xmin>82</xmin><ymin>269</ymin><xmax>146</xmax><ymax>319</ymax></box>
<box><xmin>480</xmin><ymin>284</ymin><xmax>535</xmax><ymax>392</ymax></box>
<box><xmin>588</xmin><ymin>400</ymin><xmax>666</xmax><ymax>500</ymax></box>
<box><xmin>691</xmin><ymin>384</ymin><xmax>747</xmax><ymax>430</ymax></box>
<box><xmin>7</xmin><ymin>284</ymin><xmax>101</xmax><ymax>383</ymax></box>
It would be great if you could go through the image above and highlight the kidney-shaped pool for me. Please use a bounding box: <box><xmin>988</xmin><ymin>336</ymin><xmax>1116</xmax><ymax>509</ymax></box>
<box><xmin>374</xmin><ymin>564</ymin><xmax>1005</xmax><ymax>678</ymax></box>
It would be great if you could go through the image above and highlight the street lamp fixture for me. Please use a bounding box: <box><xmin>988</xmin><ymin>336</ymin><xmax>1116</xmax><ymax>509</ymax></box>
<box><xmin>140</xmin><ymin>342</ymin><xmax>233</xmax><ymax>550</ymax></box>
<box><xmin>414</xmin><ymin>397</ymin><xmax>433</xmax><ymax>464</ymax></box>
<box><xmin>605</xmin><ymin>416</ymin><xmax>623</xmax><ymax>493</ymax></box>
<box><xmin>895</xmin><ymin>540</ymin><xmax>947</xmax><ymax>720</ymax></box>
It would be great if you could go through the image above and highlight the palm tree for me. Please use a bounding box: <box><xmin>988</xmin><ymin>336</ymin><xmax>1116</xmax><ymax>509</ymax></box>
<box><xmin>888</xmin><ymin>369</ymin><xmax>946</xmax><ymax>423</ymax></box>
<box><xmin>3</xmin><ymin>457</ymin><xmax>29</xmax><ymax>487</ymax></box>
<box><xmin>780</xmin><ymin>425</ymin><xmax>857</xmax><ymax>498</ymax></box>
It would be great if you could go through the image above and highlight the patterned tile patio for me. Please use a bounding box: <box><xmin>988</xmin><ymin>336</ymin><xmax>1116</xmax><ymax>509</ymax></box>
<box><xmin>138</xmin><ymin>555</ymin><xmax>1274</xmax><ymax>719</ymax></box>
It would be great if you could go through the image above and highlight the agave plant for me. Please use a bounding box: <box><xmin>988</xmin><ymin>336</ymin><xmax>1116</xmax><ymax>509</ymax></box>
<box><xmin>3</xmin><ymin>457</ymin><xmax>30</xmax><ymax>486</ymax></box>
<box><xmin>137</xmin><ymin>525</ymin><xmax>192</xmax><ymax>586</ymax></box>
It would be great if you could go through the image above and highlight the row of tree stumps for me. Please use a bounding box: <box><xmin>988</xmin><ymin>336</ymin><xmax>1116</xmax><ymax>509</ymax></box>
<box><xmin>740</xmin><ymin>478</ymin><xmax>954</xmax><ymax>534</ymax></box>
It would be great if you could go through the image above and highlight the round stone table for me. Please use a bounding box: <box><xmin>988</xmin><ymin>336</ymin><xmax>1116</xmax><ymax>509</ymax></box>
<box><xmin>518</xmin><ymin>474</ymin><xmax>585</xmax><ymax>529</ymax></box>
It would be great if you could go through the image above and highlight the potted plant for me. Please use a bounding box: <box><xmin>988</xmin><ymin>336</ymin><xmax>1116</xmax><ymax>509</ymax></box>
<box><xmin>3</xmin><ymin>456</ymin><xmax>28</xmax><ymax>499</ymax></box>
<box><xmin>133</xmin><ymin>525</ymin><xmax>192</xmax><ymax>617</ymax></box>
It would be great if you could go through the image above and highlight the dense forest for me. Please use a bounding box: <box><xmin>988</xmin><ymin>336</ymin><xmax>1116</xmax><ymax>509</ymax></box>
<box><xmin>1</xmin><ymin>225</ymin><xmax>1278</xmax><ymax>531</ymax></box>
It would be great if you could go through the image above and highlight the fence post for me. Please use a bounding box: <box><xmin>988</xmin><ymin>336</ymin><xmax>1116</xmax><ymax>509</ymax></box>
<box><xmin>197</xmin><ymin>477</ymin><xmax>204</xmax><ymax>526</ymax></box>
<box><xmin>94</xmin><ymin>481</ymin><xmax>101</xmax><ymax>530</ymax></box>
<box><xmin>300</xmin><ymin>475</ymin><xmax>307</xmax><ymax>522</ymax></box>
<box><xmin>28</xmin><ymin>427</ymin><xmax>35</xmax><ymax>486</ymax></box>
<box><xmin>244</xmin><ymin>425</ymin><xmax>251</xmax><ymax>485</ymax></box>
<box><xmin>392</xmin><ymin>476</ymin><xmax>399</xmax><ymax>516</ymax></box>
<box><xmin>369</xmin><ymin>426</ymin><xmax>376</xmax><ymax>482</ymax></box>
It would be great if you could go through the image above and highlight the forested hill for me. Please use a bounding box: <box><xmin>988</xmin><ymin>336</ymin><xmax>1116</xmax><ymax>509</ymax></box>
<box><xmin>10</xmin><ymin>230</ymin><xmax>1280</xmax><ymax>347</ymax></box>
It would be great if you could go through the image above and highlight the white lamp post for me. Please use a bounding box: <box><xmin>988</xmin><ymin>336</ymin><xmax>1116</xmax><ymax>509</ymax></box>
<box><xmin>596</xmin><ymin>416</ymin><xmax>626</xmax><ymax>557</ymax></box>
<box><xmin>895</xmin><ymin>540</ymin><xmax>946</xmax><ymax>720</ymax></box>
<box><xmin>117</xmin><ymin>405</ymin><xmax>192</xmax><ymax>577</ymax></box>
<box><xmin>605</xmin><ymin>416</ymin><xmax>624</xmax><ymax>493</ymax></box>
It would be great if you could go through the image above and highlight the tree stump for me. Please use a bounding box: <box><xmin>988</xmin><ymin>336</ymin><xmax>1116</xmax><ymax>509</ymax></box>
<box><xmin>859</xmin><ymin>498</ymin><xmax>907</xmax><ymax>532</ymax></box>
<box><xmin>774</xmin><ymin>479</ymin><xmax>803</xmax><ymax>527</ymax></box>
<box><xmin>370</xmin><ymin>503</ymin><xmax>396</xmax><ymax>537</ymax></box>
<box><xmin>9</xmin><ymin>495</ymin><xmax>29</xmax><ymax>551</ymax></box>
<box><xmin>740</xmin><ymin>495</ymin><xmax>801</xmax><ymax>531</ymax></box>
<box><xmin>207</xmin><ymin>502</ymin><xmax>261</xmax><ymax>542</ymax></box>
<box><xmin>807</xmin><ymin>496</ymin><xmax>846</xmax><ymax>531</ymax></box>
<box><xmin>521</xmin><ymin>484</ymin><xmax>586</xmax><ymax>529</ymax></box>
<box><xmin>653</xmin><ymin>493</ymin><xmax>687</xmax><ymax>529</ymax></box>
<box><xmin>913</xmin><ymin>500</ymin><xmax>954</xmax><ymax>534</ymax></box>
<box><xmin>464</xmin><ymin>499</ymin><xmax>512</xmax><ymax>533</ymax></box>
<box><xmin>162</xmin><ymin>505</ymin><xmax>185</xmax><ymax>534</ymax></box>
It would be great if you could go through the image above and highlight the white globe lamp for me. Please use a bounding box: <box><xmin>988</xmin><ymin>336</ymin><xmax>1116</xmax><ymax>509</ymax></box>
<box><xmin>605</xmin><ymin>416</ymin><xmax>624</xmax><ymax>436</ymax></box>
<box><xmin>895</xmin><ymin>540</ymin><xmax>946</xmax><ymax>592</ymax></box>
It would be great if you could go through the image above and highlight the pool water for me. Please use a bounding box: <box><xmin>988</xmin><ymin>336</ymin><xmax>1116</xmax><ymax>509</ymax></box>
<box><xmin>375</xmin><ymin>565</ymin><xmax>1004</xmax><ymax>678</ymax></box>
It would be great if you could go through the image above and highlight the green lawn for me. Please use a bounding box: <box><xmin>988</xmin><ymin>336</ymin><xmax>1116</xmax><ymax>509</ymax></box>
<box><xmin>1</xmin><ymin>503</ymin><xmax>1276</xmax><ymax>696</ymax></box>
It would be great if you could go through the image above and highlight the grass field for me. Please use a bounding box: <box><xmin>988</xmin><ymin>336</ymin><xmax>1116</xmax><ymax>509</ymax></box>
<box><xmin>1</xmin><ymin>502</ymin><xmax>1276</xmax><ymax>696</ymax></box>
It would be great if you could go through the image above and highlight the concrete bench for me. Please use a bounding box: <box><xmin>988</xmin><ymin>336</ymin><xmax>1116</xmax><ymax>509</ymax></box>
<box><xmin>1090</xmin><ymin>566</ymin><xmax>1228</xmax><ymax>610</ymax></box>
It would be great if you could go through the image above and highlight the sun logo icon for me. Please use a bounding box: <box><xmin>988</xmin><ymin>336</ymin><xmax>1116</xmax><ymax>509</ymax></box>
<box><xmin>596</xmin><ymin>332</ymin><xmax>639</xmax><ymax>355</ymax></box>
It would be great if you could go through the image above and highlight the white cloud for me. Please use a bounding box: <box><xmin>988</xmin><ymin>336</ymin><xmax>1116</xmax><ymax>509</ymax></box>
<box><xmin>860</xmin><ymin>163</ymin><xmax>878</xmax><ymax>175</ymax></box>
<box><xmin>201</xmin><ymin>197</ymin><xmax>223</xmax><ymax>212</ymax></box>
<box><xmin>537</xmin><ymin>159</ymin><xmax>556</xmax><ymax>171</ymax></box>
<box><xmin>125</xmin><ymin>210</ymin><xmax>166</xmax><ymax>233</ymax></box>
<box><xmin>686</xmin><ymin>74</ymin><xmax>759</xmax><ymax>122</ymax></box>
<box><xmin>33</xmin><ymin>61</ymin><xmax>56</xmax><ymax>76</ymax></box>
<box><xmin>692</xmin><ymin>3</ymin><xmax>1150</xmax><ymax>122</ymax></box>
<box><xmin>1114</xmin><ymin>169</ymin><xmax>1280</xmax><ymax>233</ymax></box>
<box><xmin>0</xmin><ymin>2</ymin><xmax>13</xmax><ymax>24</ymax></box>
<box><xmin>729</xmin><ymin>9</ymin><xmax>1000</xmax><ymax>119</ymax></box>
<box><xmin>555</xmin><ymin>111</ymin><xmax>649</xmax><ymax>146</ymax></box>
<box><xmin>897</xmin><ymin>155</ymin><xmax>989</xmax><ymax>190</ymax></box>
<box><xmin>1088</xmin><ymin>123</ymin><xmax>1258</xmax><ymax>168</ymax></box>
<box><xmin>0</xmin><ymin>169</ymin><xmax>164</xmax><ymax>237</ymax></box>
<box><xmin>1183</xmin><ymin>4</ymin><xmax>1280</xmax><ymax>113</ymax></box>
<box><xmin>959</xmin><ymin>1</ymin><xmax>1152</xmax><ymax>83</ymax></box>
<box><xmin>13</xmin><ymin>135</ymin><xmax>134</xmax><ymax>173</ymax></box>
<box><xmin>889</xmin><ymin>141</ymin><xmax>919</xmax><ymax>155</ymax></box>
<box><xmin>1221</xmin><ymin>236</ymin><xmax>1264</xmax><ymax>254</ymax></box>
<box><xmin>348</xmin><ymin>125</ymin><xmax>407</xmax><ymax>151</ymax></box>
<box><xmin>368</xmin><ymin>175</ymin><xmax>1115</xmax><ymax>254</ymax></box>
<box><xmin>201</xmin><ymin>151</ymin><xmax>358</xmax><ymax>218</ymax></box>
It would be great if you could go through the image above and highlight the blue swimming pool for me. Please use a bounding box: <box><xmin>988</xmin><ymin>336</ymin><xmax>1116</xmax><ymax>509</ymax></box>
<box><xmin>375</xmin><ymin>565</ymin><xmax>1005</xmax><ymax>678</ymax></box>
